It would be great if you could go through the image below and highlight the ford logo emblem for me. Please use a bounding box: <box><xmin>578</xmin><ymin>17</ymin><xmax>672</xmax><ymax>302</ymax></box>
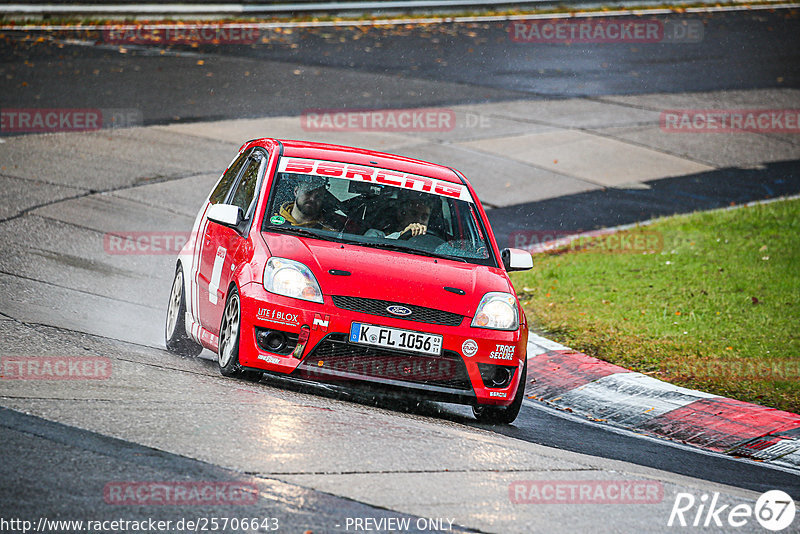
<box><xmin>386</xmin><ymin>305</ymin><xmax>412</xmax><ymax>316</ymax></box>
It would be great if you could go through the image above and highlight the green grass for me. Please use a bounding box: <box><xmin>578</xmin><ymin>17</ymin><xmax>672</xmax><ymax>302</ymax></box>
<box><xmin>511</xmin><ymin>197</ymin><xmax>800</xmax><ymax>414</ymax></box>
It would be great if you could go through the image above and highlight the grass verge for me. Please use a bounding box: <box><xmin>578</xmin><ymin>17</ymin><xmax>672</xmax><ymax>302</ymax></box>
<box><xmin>511</xmin><ymin>197</ymin><xmax>800</xmax><ymax>414</ymax></box>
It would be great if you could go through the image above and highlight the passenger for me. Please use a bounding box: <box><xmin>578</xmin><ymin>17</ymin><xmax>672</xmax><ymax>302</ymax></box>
<box><xmin>365</xmin><ymin>195</ymin><xmax>432</xmax><ymax>239</ymax></box>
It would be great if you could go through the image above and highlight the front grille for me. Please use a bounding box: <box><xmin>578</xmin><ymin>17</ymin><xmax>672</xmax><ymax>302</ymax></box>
<box><xmin>331</xmin><ymin>295</ymin><xmax>462</xmax><ymax>327</ymax></box>
<box><xmin>294</xmin><ymin>334</ymin><xmax>472</xmax><ymax>390</ymax></box>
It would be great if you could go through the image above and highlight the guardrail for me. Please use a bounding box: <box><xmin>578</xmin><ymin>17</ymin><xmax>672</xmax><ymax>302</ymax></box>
<box><xmin>0</xmin><ymin>0</ymin><xmax>732</xmax><ymax>17</ymax></box>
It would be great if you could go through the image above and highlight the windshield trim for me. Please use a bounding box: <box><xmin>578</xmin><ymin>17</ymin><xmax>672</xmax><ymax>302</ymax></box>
<box><xmin>261</xmin><ymin>158</ymin><xmax>498</xmax><ymax>267</ymax></box>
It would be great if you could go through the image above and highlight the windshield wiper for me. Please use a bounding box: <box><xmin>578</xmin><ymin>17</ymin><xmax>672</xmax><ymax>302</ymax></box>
<box><xmin>264</xmin><ymin>225</ymin><xmax>338</xmax><ymax>242</ymax></box>
<box><xmin>356</xmin><ymin>240</ymin><xmax>468</xmax><ymax>263</ymax></box>
<box><xmin>266</xmin><ymin>228</ymin><xmax>470</xmax><ymax>263</ymax></box>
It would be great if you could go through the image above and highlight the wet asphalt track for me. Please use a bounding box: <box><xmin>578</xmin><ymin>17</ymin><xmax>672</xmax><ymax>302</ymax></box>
<box><xmin>1</xmin><ymin>7</ymin><xmax>799</xmax><ymax>533</ymax></box>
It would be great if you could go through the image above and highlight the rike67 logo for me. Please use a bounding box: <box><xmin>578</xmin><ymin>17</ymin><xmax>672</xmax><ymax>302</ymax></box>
<box><xmin>668</xmin><ymin>490</ymin><xmax>795</xmax><ymax>531</ymax></box>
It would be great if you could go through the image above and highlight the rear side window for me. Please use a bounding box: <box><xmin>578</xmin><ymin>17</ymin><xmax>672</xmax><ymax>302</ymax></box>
<box><xmin>210</xmin><ymin>151</ymin><xmax>248</xmax><ymax>204</ymax></box>
<box><xmin>229</xmin><ymin>156</ymin><xmax>262</xmax><ymax>216</ymax></box>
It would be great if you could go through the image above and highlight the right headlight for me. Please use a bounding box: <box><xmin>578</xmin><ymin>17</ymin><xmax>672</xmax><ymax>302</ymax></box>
<box><xmin>471</xmin><ymin>292</ymin><xmax>519</xmax><ymax>331</ymax></box>
<box><xmin>263</xmin><ymin>257</ymin><xmax>323</xmax><ymax>303</ymax></box>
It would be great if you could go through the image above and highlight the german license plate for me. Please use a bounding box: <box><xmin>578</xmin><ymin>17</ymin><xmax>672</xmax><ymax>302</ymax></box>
<box><xmin>349</xmin><ymin>322</ymin><xmax>442</xmax><ymax>356</ymax></box>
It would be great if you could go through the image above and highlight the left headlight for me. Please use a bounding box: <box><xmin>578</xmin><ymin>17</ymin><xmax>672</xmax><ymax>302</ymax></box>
<box><xmin>471</xmin><ymin>292</ymin><xmax>519</xmax><ymax>331</ymax></box>
<box><xmin>264</xmin><ymin>257</ymin><xmax>323</xmax><ymax>303</ymax></box>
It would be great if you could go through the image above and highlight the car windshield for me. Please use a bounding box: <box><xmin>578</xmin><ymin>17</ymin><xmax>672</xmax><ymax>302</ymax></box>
<box><xmin>262</xmin><ymin>156</ymin><xmax>496</xmax><ymax>266</ymax></box>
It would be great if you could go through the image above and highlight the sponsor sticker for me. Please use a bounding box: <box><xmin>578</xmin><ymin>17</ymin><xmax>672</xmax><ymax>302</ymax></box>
<box><xmin>207</xmin><ymin>246</ymin><xmax>226</xmax><ymax>305</ymax></box>
<box><xmin>278</xmin><ymin>157</ymin><xmax>473</xmax><ymax>202</ymax></box>
<box><xmin>256</xmin><ymin>307</ymin><xmax>300</xmax><ymax>327</ymax></box>
<box><xmin>312</xmin><ymin>313</ymin><xmax>330</xmax><ymax>331</ymax></box>
<box><xmin>462</xmin><ymin>339</ymin><xmax>478</xmax><ymax>358</ymax></box>
<box><xmin>257</xmin><ymin>354</ymin><xmax>281</xmax><ymax>364</ymax></box>
<box><xmin>489</xmin><ymin>344</ymin><xmax>516</xmax><ymax>361</ymax></box>
<box><xmin>199</xmin><ymin>329</ymin><xmax>216</xmax><ymax>347</ymax></box>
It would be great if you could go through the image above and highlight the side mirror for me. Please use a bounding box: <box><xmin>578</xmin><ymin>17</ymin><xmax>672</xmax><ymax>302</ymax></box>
<box><xmin>207</xmin><ymin>204</ymin><xmax>244</xmax><ymax>229</ymax></box>
<box><xmin>501</xmin><ymin>248</ymin><xmax>533</xmax><ymax>272</ymax></box>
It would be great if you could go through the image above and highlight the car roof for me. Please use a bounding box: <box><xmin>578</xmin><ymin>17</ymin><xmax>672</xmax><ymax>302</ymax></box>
<box><xmin>251</xmin><ymin>138</ymin><xmax>465</xmax><ymax>184</ymax></box>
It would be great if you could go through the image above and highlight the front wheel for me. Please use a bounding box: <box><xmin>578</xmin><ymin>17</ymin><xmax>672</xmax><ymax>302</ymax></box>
<box><xmin>473</xmin><ymin>358</ymin><xmax>528</xmax><ymax>425</ymax></box>
<box><xmin>218</xmin><ymin>287</ymin><xmax>262</xmax><ymax>382</ymax></box>
<box><xmin>165</xmin><ymin>265</ymin><xmax>203</xmax><ymax>357</ymax></box>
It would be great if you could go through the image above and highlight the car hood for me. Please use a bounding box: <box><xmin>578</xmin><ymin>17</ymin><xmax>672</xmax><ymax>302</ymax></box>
<box><xmin>262</xmin><ymin>232</ymin><xmax>512</xmax><ymax>317</ymax></box>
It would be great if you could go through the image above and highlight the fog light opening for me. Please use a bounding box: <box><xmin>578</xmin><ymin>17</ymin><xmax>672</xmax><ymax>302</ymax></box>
<box><xmin>477</xmin><ymin>363</ymin><xmax>516</xmax><ymax>389</ymax></box>
<box><xmin>255</xmin><ymin>327</ymin><xmax>299</xmax><ymax>355</ymax></box>
<box><xmin>490</xmin><ymin>367</ymin><xmax>512</xmax><ymax>388</ymax></box>
<box><xmin>264</xmin><ymin>332</ymin><xmax>286</xmax><ymax>351</ymax></box>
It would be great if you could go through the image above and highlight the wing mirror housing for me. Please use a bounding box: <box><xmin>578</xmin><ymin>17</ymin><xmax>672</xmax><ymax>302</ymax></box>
<box><xmin>501</xmin><ymin>248</ymin><xmax>533</xmax><ymax>272</ymax></box>
<box><xmin>207</xmin><ymin>204</ymin><xmax>244</xmax><ymax>229</ymax></box>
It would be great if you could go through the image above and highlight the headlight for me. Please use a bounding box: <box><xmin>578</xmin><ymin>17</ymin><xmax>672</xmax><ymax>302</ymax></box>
<box><xmin>471</xmin><ymin>292</ymin><xmax>519</xmax><ymax>331</ymax></box>
<box><xmin>264</xmin><ymin>257</ymin><xmax>323</xmax><ymax>303</ymax></box>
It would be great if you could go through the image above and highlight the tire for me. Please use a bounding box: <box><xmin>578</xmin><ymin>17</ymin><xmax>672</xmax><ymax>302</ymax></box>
<box><xmin>473</xmin><ymin>358</ymin><xmax>527</xmax><ymax>425</ymax></box>
<box><xmin>218</xmin><ymin>286</ymin><xmax>262</xmax><ymax>382</ymax></box>
<box><xmin>165</xmin><ymin>265</ymin><xmax>203</xmax><ymax>357</ymax></box>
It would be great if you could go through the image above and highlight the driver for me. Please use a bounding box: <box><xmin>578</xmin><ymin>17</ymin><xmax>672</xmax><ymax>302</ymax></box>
<box><xmin>365</xmin><ymin>194</ymin><xmax>432</xmax><ymax>239</ymax></box>
<box><xmin>276</xmin><ymin>176</ymin><xmax>334</xmax><ymax>230</ymax></box>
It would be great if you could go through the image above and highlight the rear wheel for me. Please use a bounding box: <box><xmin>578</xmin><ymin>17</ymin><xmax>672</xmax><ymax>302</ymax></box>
<box><xmin>473</xmin><ymin>358</ymin><xmax>527</xmax><ymax>425</ymax></box>
<box><xmin>165</xmin><ymin>265</ymin><xmax>202</xmax><ymax>357</ymax></box>
<box><xmin>218</xmin><ymin>287</ymin><xmax>262</xmax><ymax>382</ymax></box>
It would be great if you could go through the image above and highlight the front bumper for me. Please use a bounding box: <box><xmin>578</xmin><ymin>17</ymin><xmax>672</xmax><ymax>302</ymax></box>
<box><xmin>237</xmin><ymin>282</ymin><xmax>527</xmax><ymax>406</ymax></box>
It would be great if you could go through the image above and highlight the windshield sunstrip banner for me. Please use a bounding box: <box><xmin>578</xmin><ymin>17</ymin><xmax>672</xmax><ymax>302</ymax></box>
<box><xmin>278</xmin><ymin>157</ymin><xmax>473</xmax><ymax>203</ymax></box>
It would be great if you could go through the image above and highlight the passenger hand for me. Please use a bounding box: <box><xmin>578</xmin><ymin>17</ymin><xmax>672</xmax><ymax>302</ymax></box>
<box><xmin>402</xmin><ymin>223</ymin><xmax>427</xmax><ymax>237</ymax></box>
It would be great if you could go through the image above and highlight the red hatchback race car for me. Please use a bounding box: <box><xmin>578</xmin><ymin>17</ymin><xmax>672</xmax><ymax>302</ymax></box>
<box><xmin>165</xmin><ymin>139</ymin><xmax>533</xmax><ymax>423</ymax></box>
